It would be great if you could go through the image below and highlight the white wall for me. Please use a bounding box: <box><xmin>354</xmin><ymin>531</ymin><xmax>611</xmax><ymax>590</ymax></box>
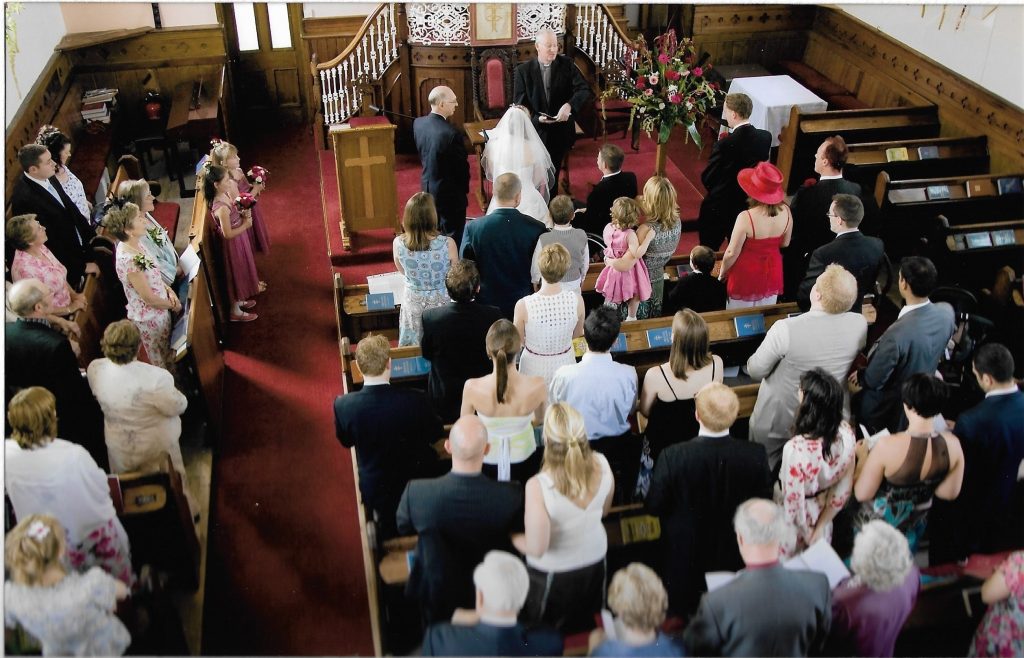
<box><xmin>5</xmin><ymin>2</ymin><xmax>67</xmax><ymax>127</ymax></box>
<box><xmin>303</xmin><ymin>3</ymin><xmax>379</xmax><ymax>19</ymax></box>
<box><xmin>159</xmin><ymin>3</ymin><xmax>218</xmax><ymax>28</ymax></box>
<box><xmin>839</xmin><ymin>4</ymin><xmax>1024</xmax><ymax>110</ymax></box>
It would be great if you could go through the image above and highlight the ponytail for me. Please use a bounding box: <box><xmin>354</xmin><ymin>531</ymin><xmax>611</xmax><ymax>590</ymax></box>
<box><xmin>494</xmin><ymin>350</ymin><xmax>508</xmax><ymax>403</ymax></box>
<box><xmin>541</xmin><ymin>403</ymin><xmax>595</xmax><ymax>499</ymax></box>
<box><xmin>485</xmin><ymin>319</ymin><xmax>521</xmax><ymax>405</ymax></box>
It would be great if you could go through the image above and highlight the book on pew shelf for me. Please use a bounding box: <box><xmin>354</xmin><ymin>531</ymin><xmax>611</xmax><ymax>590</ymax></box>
<box><xmin>965</xmin><ymin>232</ymin><xmax>993</xmax><ymax>249</ymax></box>
<box><xmin>390</xmin><ymin>356</ymin><xmax>431</xmax><ymax>378</ymax></box>
<box><xmin>952</xmin><ymin>234</ymin><xmax>968</xmax><ymax>251</ymax></box>
<box><xmin>573</xmin><ymin>336</ymin><xmax>588</xmax><ymax>358</ymax></box>
<box><xmin>366</xmin><ymin>271</ymin><xmax>405</xmax><ymax>305</ymax></box>
<box><xmin>646</xmin><ymin>326</ymin><xmax>672</xmax><ymax>349</ymax></box>
<box><xmin>925</xmin><ymin>185</ymin><xmax>951</xmax><ymax>200</ymax></box>
<box><xmin>706</xmin><ymin>539</ymin><xmax>851</xmax><ymax>593</ymax></box>
<box><xmin>991</xmin><ymin>229</ymin><xmax>1017</xmax><ymax>246</ymax></box>
<box><xmin>734</xmin><ymin>314</ymin><xmax>766</xmax><ymax>337</ymax></box>
<box><xmin>888</xmin><ymin>188</ymin><xmax>928</xmax><ymax>204</ymax></box>
<box><xmin>885</xmin><ymin>146</ymin><xmax>909</xmax><ymax>162</ymax></box>
<box><xmin>996</xmin><ymin>177</ymin><xmax>1023</xmax><ymax>195</ymax></box>
<box><xmin>917</xmin><ymin>145</ymin><xmax>940</xmax><ymax>160</ymax></box>
<box><xmin>966</xmin><ymin>179</ymin><xmax>997</xmax><ymax>198</ymax></box>
<box><xmin>364</xmin><ymin>292</ymin><xmax>395</xmax><ymax>310</ymax></box>
<box><xmin>609</xmin><ymin>333</ymin><xmax>627</xmax><ymax>353</ymax></box>
<box><xmin>676</xmin><ymin>263</ymin><xmax>693</xmax><ymax>278</ymax></box>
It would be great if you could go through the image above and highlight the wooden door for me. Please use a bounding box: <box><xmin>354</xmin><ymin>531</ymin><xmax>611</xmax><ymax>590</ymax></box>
<box><xmin>219</xmin><ymin>2</ymin><xmax>305</xmax><ymax>123</ymax></box>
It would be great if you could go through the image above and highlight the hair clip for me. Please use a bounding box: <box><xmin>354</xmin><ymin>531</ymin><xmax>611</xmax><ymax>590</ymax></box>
<box><xmin>210</xmin><ymin>137</ymin><xmax>223</xmax><ymax>148</ymax></box>
<box><xmin>27</xmin><ymin>520</ymin><xmax>50</xmax><ymax>541</ymax></box>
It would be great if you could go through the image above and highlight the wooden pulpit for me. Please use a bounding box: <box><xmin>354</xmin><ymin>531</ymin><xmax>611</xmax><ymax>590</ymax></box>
<box><xmin>329</xmin><ymin>122</ymin><xmax>400</xmax><ymax>250</ymax></box>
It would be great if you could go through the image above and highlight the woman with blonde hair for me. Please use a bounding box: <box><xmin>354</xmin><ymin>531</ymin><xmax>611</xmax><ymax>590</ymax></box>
<box><xmin>4</xmin><ymin>514</ymin><xmax>131</xmax><ymax>656</ymax></box>
<box><xmin>392</xmin><ymin>192</ymin><xmax>457</xmax><ymax>345</ymax></box>
<box><xmin>515</xmin><ymin>402</ymin><xmax>614</xmax><ymax>632</ymax></box>
<box><xmin>210</xmin><ymin>139</ymin><xmax>271</xmax><ymax>252</ymax></box>
<box><xmin>4</xmin><ymin>387</ymin><xmax>134</xmax><ymax>586</ymax></box>
<box><xmin>462</xmin><ymin>319</ymin><xmax>547</xmax><ymax>482</ymax></box>
<box><xmin>116</xmin><ymin>179</ymin><xmax>180</xmax><ymax>287</ymax></box>
<box><xmin>102</xmin><ymin>201</ymin><xmax>180</xmax><ymax>370</ymax></box>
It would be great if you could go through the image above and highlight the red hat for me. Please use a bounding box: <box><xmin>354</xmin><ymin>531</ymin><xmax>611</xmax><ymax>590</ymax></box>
<box><xmin>737</xmin><ymin>161</ymin><xmax>785</xmax><ymax>205</ymax></box>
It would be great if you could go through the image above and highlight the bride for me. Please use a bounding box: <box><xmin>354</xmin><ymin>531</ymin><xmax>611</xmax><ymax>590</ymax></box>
<box><xmin>482</xmin><ymin>105</ymin><xmax>555</xmax><ymax>226</ymax></box>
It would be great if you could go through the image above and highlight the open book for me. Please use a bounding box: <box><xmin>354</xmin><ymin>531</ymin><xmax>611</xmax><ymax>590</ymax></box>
<box><xmin>705</xmin><ymin>539</ymin><xmax>851</xmax><ymax>592</ymax></box>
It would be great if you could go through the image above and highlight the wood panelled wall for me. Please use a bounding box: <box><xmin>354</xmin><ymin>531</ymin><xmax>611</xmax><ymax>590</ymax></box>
<box><xmin>691</xmin><ymin>4</ymin><xmax>815</xmax><ymax>68</ymax></box>
<box><xmin>812</xmin><ymin>8</ymin><xmax>1024</xmax><ymax>174</ymax></box>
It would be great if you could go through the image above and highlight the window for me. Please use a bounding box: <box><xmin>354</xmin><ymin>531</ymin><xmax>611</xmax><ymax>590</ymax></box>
<box><xmin>268</xmin><ymin>3</ymin><xmax>292</xmax><ymax>49</ymax></box>
<box><xmin>233</xmin><ymin>3</ymin><xmax>259</xmax><ymax>52</ymax></box>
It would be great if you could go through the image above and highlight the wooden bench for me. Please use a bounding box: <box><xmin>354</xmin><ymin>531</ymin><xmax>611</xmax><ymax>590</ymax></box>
<box><xmin>776</xmin><ymin>105</ymin><xmax>941</xmax><ymax>194</ymax></box>
<box><xmin>928</xmin><ymin>218</ymin><xmax>1024</xmax><ymax>290</ymax></box>
<box><xmin>844</xmin><ymin>136</ymin><xmax>990</xmax><ymax>200</ymax></box>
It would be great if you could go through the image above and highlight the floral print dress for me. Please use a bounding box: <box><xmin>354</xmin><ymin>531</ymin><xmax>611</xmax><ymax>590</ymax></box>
<box><xmin>970</xmin><ymin>551</ymin><xmax>1024</xmax><ymax>657</ymax></box>
<box><xmin>394</xmin><ymin>234</ymin><xmax>451</xmax><ymax>346</ymax></box>
<box><xmin>115</xmin><ymin>241</ymin><xmax>173</xmax><ymax>370</ymax></box>
<box><xmin>774</xmin><ymin>422</ymin><xmax>856</xmax><ymax>557</ymax></box>
<box><xmin>10</xmin><ymin>246</ymin><xmax>71</xmax><ymax>308</ymax></box>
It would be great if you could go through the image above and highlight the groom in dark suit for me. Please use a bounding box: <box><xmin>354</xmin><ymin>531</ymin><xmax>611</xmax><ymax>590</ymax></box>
<box><xmin>414</xmin><ymin>85</ymin><xmax>470</xmax><ymax>246</ymax></box>
<box><xmin>460</xmin><ymin>173</ymin><xmax>546</xmax><ymax>319</ymax></box>
<box><xmin>10</xmin><ymin>144</ymin><xmax>96</xmax><ymax>286</ymax></box>
<box><xmin>697</xmin><ymin>93</ymin><xmax>771</xmax><ymax>249</ymax></box>
<box><xmin>513</xmin><ymin>28</ymin><xmax>592</xmax><ymax>191</ymax></box>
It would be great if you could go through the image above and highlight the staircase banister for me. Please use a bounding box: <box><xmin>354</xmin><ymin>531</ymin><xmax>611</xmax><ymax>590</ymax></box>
<box><xmin>597</xmin><ymin>3</ymin><xmax>635</xmax><ymax>46</ymax></box>
<box><xmin>314</xmin><ymin>3</ymin><xmax>393</xmax><ymax>73</ymax></box>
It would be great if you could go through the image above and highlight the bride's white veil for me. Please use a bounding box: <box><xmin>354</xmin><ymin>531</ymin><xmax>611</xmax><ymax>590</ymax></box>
<box><xmin>481</xmin><ymin>106</ymin><xmax>556</xmax><ymax>201</ymax></box>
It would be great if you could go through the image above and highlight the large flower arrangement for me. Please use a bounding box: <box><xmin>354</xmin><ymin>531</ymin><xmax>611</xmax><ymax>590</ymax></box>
<box><xmin>602</xmin><ymin>29</ymin><xmax>719</xmax><ymax>146</ymax></box>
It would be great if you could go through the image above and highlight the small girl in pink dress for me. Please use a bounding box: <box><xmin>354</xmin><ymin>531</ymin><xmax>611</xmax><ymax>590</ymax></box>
<box><xmin>210</xmin><ymin>140</ymin><xmax>271</xmax><ymax>253</ymax></box>
<box><xmin>595</xmin><ymin>197</ymin><xmax>654</xmax><ymax>320</ymax></box>
<box><xmin>203</xmin><ymin>164</ymin><xmax>264</xmax><ymax>322</ymax></box>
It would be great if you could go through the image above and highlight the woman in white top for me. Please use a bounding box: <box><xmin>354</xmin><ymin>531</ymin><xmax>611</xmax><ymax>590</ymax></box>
<box><xmin>482</xmin><ymin>105</ymin><xmax>555</xmax><ymax>226</ymax></box>
<box><xmin>514</xmin><ymin>243</ymin><xmax>585</xmax><ymax>387</ymax></box>
<box><xmin>461</xmin><ymin>319</ymin><xmax>548</xmax><ymax>483</ymax></box>
<box><xmin>37</xmin><ymin>126</ymin><xmax>92</xmax><ymax>221</ymax></box>
<box><xmin>4</xmin><ymin>387</ymin><xmax>134</xmax><ymax>587</ymax></box>
<box><xmin>87</xmin><ymin>319</ymin><xmax>197</xmax><ymax>517</ymax></box>
<box><xmin>514</xmin><ymin>402</ymin><xmax>614</xmax><ymax>632</ymax></box>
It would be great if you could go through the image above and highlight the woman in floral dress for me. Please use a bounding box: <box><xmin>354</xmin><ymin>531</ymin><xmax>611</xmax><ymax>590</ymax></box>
<box><xmin>116</xmin><ymin>179</ymin><xmax>180</xmax><ymax>287</ymax></box>
<box><xmin>392</xmin><ymin>192</ymin><xmax>457</xmax><ymax>346</ymax></box>
<box><xmin>102</xmin><ymin>201</ymin><xmax>181</xmax><ymax>370</ymax></box>
<box><xmin>6</xmin><ymin>214</ymin><xmax>86</xmax><ymax>317</ymax></box>
<box><xmin>969</xmin><ymin>551</ymin><xmax>1024</xmax><ymax>657</ymax></box>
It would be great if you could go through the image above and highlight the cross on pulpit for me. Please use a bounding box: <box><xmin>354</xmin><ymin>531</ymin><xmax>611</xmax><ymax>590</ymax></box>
<box><xmin>329</xmin><ymin>122</ymin><xmax>399</xmax><ymax>250</ymax></box>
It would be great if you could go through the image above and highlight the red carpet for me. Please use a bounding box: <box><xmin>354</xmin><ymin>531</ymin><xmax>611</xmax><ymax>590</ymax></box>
<box><xmin>202</xmin><ymin>125</ymin><xmax>373</xmax><ymax>655</ymax></box>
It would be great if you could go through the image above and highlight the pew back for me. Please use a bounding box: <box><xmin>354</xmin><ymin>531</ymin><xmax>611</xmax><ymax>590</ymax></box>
<box><xmin>845</xmin><ymin>136</ymin><xmax>990</xmax><ymax>199</ymax></box>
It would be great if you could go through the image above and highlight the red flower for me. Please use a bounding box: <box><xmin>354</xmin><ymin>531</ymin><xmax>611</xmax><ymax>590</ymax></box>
<box><xmin>665</xmin><ymin>69</ymin><xmax>681</xmax><ymax>81</ymax></box>
<box><xmin>658</xmin><ymin>53</ymin><xmax>670</xmax><ymax>64</ymax></box>
<box><xmin>693</xmin><ymin>66</ymin><xmax>704</xmax><ymax>77</ymax></box>
<box><xmin>669</xmin><ymin>93</ymin><xmax>683</xmax><ymax>104</ymax></box>
<box><xmin>636</xmin><ymin>78</ymin><xmax>645</xmax><ymax>90</ymax></box>
<box><xmin>802</xmin><ymin>177</ymin><xmax>818</xmax><ymax>188</ymax></box>
<box><xmin>234</xmin><ymin>192</ymin><xmax>258</xmax><ymax>211</ymax></box>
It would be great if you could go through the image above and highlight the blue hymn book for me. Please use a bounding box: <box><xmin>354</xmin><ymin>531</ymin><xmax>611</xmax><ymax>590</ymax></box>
<box><xmin>365</xmin><ymin>292</ymin><xmax>396</xmax><ymax>310</ymax></box>
<box><xmin>734</xmin><ymin>314</ymin><xmax>766</xmax><ymax>337</ymax></box>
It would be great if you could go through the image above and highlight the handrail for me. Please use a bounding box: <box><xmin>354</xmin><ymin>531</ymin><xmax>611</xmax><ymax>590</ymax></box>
<box><xmin>574</xmin><ymin>4</ymin><xmax>634</xmax><ymax>75</ymax></box>
<box><xmin>311</xmin><ymin>3</ymin><xmax>399</xmax><ymax>126</ymax></box>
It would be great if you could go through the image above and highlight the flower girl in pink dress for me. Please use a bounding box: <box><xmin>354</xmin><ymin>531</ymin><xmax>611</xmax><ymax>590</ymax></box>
<box><xmin>595</xmin><ymin>197</ymin><xmax>654</xmax><ymax>320</ymax></box>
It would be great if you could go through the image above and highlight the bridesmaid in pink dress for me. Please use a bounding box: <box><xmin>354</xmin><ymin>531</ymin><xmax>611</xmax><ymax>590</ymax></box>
<box><xmin>203</xmin><ymin>164</ymin><xmax>264</xmax><ymax>322</ymax></box>
<box><xmin>101</xmin><ymin>201</ymin><xmax>181</xmax><ymax>370</ymax></box>
<box><xmin>210</xmin><ymin>141</ymin><xmax>271</xmax><ymax>253</ymax></box>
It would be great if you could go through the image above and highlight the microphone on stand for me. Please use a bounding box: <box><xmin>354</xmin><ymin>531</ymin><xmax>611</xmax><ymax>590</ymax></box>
<box><xmin>369</xmin><ymin>104</ymin><xmax>418</xmax><ymax>121</ymax></box>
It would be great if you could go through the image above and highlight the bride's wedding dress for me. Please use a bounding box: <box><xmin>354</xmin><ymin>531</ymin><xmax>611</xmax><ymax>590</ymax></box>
<box><xmin>482</xmin><ymin>106</ymin><xmax>555</xmax><ymax>227</ymax></box>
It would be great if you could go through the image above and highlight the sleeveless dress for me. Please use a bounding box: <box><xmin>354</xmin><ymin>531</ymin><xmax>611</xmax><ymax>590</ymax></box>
<box><xmin>394</xmin><ymin>234</ymin><xmax>451</xmax><ymax>346</ymax></box>
<box><xmin>644</xmin><ymin>361</ymin><xmax>713</xmax><ymax>464</ymax></box>
<box><xmin>478</xmin><ymin>413</ymin><xmax>540</xmax><ymax>483</ymax></box>
<box><xmin>853</xmin><ymin>432</ymin><xmax>951</xmax><ymax>553</ymax></box>
<box><xmin>727</xmin><ymin>208</ymin><xmax>790</xmax><ymax>302</ymax></box>
<box><xmin>115</xmin><ymin>242</ymin><xmax>174</xmax><ymax>370</ymax></box>
<box><xmin>630</xmin><ymin>221</ymin><xmax>682</xmax><ymax>320</ymax></box>
<box><xmin>596</xmin><ymin>226</ymin><xmax>652</xmax><ymax>305</ymax></box>
<box><xmin>236</xmin><ymin>174</ymin><xmax>271</xmax><ymax>253</ymax></box>
<box><xmin>518</xmin><ymin>289</ymin><xmax>578</xmax><ymax>385</ymax></box>
<box><xmin>211</xmin><ymin>199</ymin><xmax>261</xmax><ymax>304</ymax></box>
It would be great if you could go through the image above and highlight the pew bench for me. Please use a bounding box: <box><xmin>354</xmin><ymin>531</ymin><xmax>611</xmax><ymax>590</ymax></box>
<box><xmin>929</xmin><ymin>218</ymin><xmax>1024</xmax><ymax>290</ymax></box>
<box><xmin>845</xmin><ymin>135</ymin><xmax>990</xmax><ymax>199</ymax></box>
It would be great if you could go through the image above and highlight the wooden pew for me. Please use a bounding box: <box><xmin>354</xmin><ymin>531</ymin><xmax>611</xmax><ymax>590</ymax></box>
<box><xmin>844</xmin><ymin>135</ymin><xmax>990</xmax><ymax>200</ymax></box>
<box><xmin>776</xmin><ymin>105</ymin><xmax>941</xmax><ymax>194</ymax></box>
<box><xmin>928</xmin><ymin>218</ymin><xmax>1024</xmax><ymax>290</ymax></box>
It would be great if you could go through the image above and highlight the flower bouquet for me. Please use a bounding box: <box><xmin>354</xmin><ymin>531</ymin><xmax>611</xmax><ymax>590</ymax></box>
<box><xmin>132</xmin><ymin>252</ymin><xmax>155</xmax><ymax>271</ymax></box>
<box><xmin>247</xmin><ymin>165</ymin><xmax>269</xmax><ymax>186</ymax></box>
<box><xmin>234</xmin><ymin>192</ymin><xmax>258</xmax><ymax>212</ymax></box>
<box><xmin>601</xmin><ymin>29</ymin><xmax>719</xmax><ymax>147</ymax></box>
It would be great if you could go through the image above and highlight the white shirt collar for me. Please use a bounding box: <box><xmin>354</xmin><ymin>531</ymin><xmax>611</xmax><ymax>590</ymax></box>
<box><xmin>898</xmin><ymin>299</ymin><xmax>931</xmax><ymax>319</ymax></box>
<box><xmin>699</xmin><ymin>425</ymin><xmax>730</xmax><ymax>438</ymax></box>
<box><xmin>552</xmin><ymin>224</ymin><xmax>574</xmax><ymax>231</ymax></box>
<box><xmin>819</xmin><ymin>173</ymin><xmax>843</xmax><ymax>181</ymax></box>
<box><xmin>581</xmin><ymin>351</ymin><xmax>612</xmax><ymax>363</ymax></box>
<box><xmin>731</xmin><ymin>120</ymin><xmax>750</xmax><ymax>130</ymax></box>
<box><xmin>986</xmin><ymin>385</ymin><xmax>1020</xmax><ymax>398</ymax></box>
<box><xmin>835</xmin><ymin>228</ymin><xmax>860</xmax><ymax>236</ymax></box>
<box><xmin>26</xmin><ymin>173</ymin><xmax>52</xmax><ymax>189</ymax></box>
<box><xmin>602</xmin><ymin>170</ymin><xmax>621</xmax><ymax>179</ymax></box>
<box><xmin>362</xmin><ymin>380</ymin><xmax>389</xmax><ymax>387</ymax></box>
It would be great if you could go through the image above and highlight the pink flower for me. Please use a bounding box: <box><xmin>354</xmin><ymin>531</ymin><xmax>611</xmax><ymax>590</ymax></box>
<box><xmin>635</xmin><ymin>78</ymin><xmax>645</xmax><ymax>90</ymax></box>
<box><xmin>657</xmin><ymin>53</ymin><xmax>670</xmax><ymax>64</ymax></box>
<box><xmin>802</xmin><ymin>177</ymin><xmax>818</xmax><ymax>188</ymax></box>
<box><xmin>648</xmin><ymin>74</ymin><xmax>659</xmax><ymax>85</ymax></box>
<box><xmin>669</xmin><ymin>93</ymin><xmax>683</xmax><ymax>104</ymax></box>
<box><xmin>665</xmin><ymin>69</ymin><xmax>681</xmax><ymax>81</ymax></box>
<box><xmin>234</xmin><ymin>192</ymin><xmax>258</xmax><ymax>211</ymax></box>
<box><xmin>644</xmin><ymin>89</ymin><xmax>654</xmax><ymax>97</ymax></box>
<box><xmin>693</xmin><ymin>66</ymin><xmax>704</xmax><ymax>77</ymax></box>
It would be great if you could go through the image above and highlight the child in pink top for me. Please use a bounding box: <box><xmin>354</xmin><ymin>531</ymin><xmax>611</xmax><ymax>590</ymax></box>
<box><xmin>595</xmin><ymin>197</ymin><xmax>654</xmax><ymax>320</ymax></box>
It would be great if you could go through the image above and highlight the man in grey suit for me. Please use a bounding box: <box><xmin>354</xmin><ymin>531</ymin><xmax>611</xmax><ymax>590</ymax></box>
<box><xmin>853</xmin><ymin>256</ymin><xmax>955</xmax><ymax>433</ymax></box>
<box><xmin>683</xmin><ymin>499</ymin><xmax>831</xmax><ymax>657</ymax></box>
<box><xmin>748</xmin><ymin>264</ymin><xmax>868</xmax><ymax>472</ymax></box>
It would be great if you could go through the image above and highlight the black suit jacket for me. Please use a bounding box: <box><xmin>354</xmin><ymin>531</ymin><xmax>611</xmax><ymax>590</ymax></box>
<box><xmin>414</xmin><ymin>112</ymin><xmax>470</xmax><ymax>213</ymax></box>
<box><xmin>579</xmin><ymin>171</ymin><xmax>638</xmax><ymax>246</ymax></box>
<box><xmin>422</xmin><ymin>621</ymin><xmax>563</xmax><ymax>657</ymax></box>
<box><xmin>664</xmin><ymin>271</ymin><xmax>727</xmax><ymax>316</ymax></box>
<box><xmin>797</xmin><ymin>231</ymin><xmax>885</xmax><ymax>313</ymax></box>
<box><xmin>421</xmin><ymin>301</ymin><xmax>504</xmax><ymax>423</ymax></box>
<box><xmin>460</xmin><ymin>208</ymin><xmax>546</xmax><ymax>319</ymax></box>
<box><xmin>4</xmin><ymin>320</ymin><xmax>107</xmax><ymax>469</ymax></box>
<box><xmin>513</xmin><ymin>55</ymin><xmax>592</xmax><ymax>154</ymax></box>
<box><xmin>646</xmin><ymin>434</ymin><xmax>772</xmax><ymax>615</ymax></box>
<box><xmin>397</xmin><ymin>472</ymin><xmax>524</xmax><ymax>623</ymax></box>
<box><xmin>788</xmin><ymin>177</ymin><xmax>863</xmax><ymax>259</ymax></box>
<box><xmin>697</xmin><ymin>124</ymin><xmax>771</xmax><ymax>228</ymax></box>
<box><xmin>10</xmin><ymin>174</ymin><xmax>95</xmax><ymax>285</ymax></box>
<box><xmin>334</xmin><ymin>385</ymin><xmax>444</xmax><ymax>535</ymax></box>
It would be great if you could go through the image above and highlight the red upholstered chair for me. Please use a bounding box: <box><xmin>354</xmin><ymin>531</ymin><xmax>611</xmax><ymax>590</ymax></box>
<box><xmin>472</xmin><ymin>47</ymin><xmax>517</xmax><ymax>122</ymax></box>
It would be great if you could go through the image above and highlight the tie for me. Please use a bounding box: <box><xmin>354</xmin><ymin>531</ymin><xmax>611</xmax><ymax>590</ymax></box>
<box><xmin>45</xmin><ymin>181</ymin><xmax>65</xmax><ymax>207</ymax></box>
<box><xmin>541</xmin><ymin>64</ymin><xmax>552</xmax><ymax>104</ymax></box>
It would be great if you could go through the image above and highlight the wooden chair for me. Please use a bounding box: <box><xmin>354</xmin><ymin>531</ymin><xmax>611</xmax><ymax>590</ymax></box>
<box><xmin>472</xmin><ymin>47</ymin><xmax>517</xmax><ymax>122</ymax></box>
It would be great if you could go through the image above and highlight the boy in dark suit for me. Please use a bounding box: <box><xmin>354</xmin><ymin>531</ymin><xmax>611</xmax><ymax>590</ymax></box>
<box><xmin>574</xmin><ymin>143</ymin><xmax>638</xmax><ymax>256</ymax></box>
<box><xmin>664</xmin><ymin>245</ymin><xmax>727</xmax><ymax>316</ymax></box>
<box><xmin>697</xmin><ymin>93</ymin><xmax>771</xmax><ymax>249</ymax></box>
<box><xmin>414</xmin><ymin>85</ymin><xmax>470</xmax><ymax>246</ymax></box>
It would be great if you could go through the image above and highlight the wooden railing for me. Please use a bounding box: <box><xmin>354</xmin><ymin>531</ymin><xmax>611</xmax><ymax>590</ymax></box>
<box><xmin>574</xmin><ymin>4</ymin><xmax>634</xmax><ymax>75</ymax></box>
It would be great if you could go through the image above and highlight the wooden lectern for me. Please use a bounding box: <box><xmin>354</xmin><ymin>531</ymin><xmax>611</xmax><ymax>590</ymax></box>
<box><xmin>329</xmin><ymin>122</ymin><xmax>399</xmax><ymax>250</ymax></box>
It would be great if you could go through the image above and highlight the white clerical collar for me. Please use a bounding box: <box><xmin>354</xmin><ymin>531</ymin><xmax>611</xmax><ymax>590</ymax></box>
<box><xmin>835</xmin><ymin>228</ymin><xmax>860</xmax><ymax>236</ymax></box>
<box><xmin>602</xmin><ymin>171</ymin><xmax>621</xmax><ymax>179</ymax></box>
<box><xmin>819</xmin><ymin>173</ymin><xmax>843</xmax><ymax>181</ymax></box>
<box><xmin>898</xmin><ymin>299</ymin><xmax>931</xmax><ymax>319</ymax></box>
<box><xmin>986</xmin><ymin>385</ymin><xmax>1020</xmax><ymax>398</ymax></box>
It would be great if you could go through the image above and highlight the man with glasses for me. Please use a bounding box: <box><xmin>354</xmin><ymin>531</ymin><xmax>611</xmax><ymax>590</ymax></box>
<box><xmin>414</xmin><ymin>85</ymin><xmax>470</xmax><ymax>246</ymax></box>
<box><xmin>797</xmin><ymin>193</ymin><xmax>885</xmax><ymax>313</ymax></box>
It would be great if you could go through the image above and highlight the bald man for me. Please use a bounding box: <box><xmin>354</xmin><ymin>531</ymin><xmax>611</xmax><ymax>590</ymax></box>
<box><xmin>414</xmin><ymin>85</ymin><xmax>470</xmax><ymax>246</ymax></box>
<box><xmin>397</xmin><ymin>416</ymin><xmax>525</xmax><ymax>624</ymax></box>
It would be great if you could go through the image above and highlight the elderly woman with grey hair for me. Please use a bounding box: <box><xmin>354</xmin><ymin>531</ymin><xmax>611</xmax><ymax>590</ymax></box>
<box><xmin>589</xmin><ymin>563</ymin><xmax>683</xmax><ymax>656</ymax></box>
<box><xmin>827</xmin><ymin>520</ymin><xmax>920</xmax><ymax>657</ymax></box>
<box><xmin>115</xmin><ymin>179</ymin><xmax>181</xmax><ymax>286</ymax></box>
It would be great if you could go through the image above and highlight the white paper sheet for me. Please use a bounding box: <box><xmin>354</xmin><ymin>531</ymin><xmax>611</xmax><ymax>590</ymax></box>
<box><xmin>783</xmin><ymin>539</ymin><xmax>851</xmax><ymax>589</ymax></box>
<box><xmin>179</xmin><ymin>244</ymin><xmax>202</xmax><ymax>282</ymax></box>
<box><xmin>367</xmin><ymin>271</ymin><xmax>406</xmax><ymax>305</ymax></box>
